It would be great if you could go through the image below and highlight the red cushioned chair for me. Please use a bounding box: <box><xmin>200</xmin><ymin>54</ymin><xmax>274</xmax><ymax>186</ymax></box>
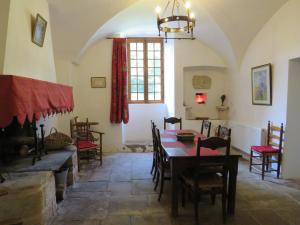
<box><xmin>249</xmin><ymin>121</ymin><xmax>284</xmax><ymax>180</ymax></box>
<box><xmin>75</xmin><ymin>118</ymin><xmax>104</xmax><ymax>170</ymax></box>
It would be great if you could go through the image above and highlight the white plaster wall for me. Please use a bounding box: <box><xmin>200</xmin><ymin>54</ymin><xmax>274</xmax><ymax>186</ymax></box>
<box><xmin>228</xmin><ymin>0</ymin><xmax>300</xmax><ymax>178</ymax></box>
<box><xmin>0</xmin><ymin>0</ymin><xmax>10</xmax><ymax>73</ymax></box>
<box><xmin>55</xmin><ymin>59</ymin><xmax>76</xmax><ymax>135</ymax></box>
<box><xmin>3</xmin><ymin>0</ymin><xmax>56</xmax><ymax>83</ymax></box>
<box><xmin>124</xmin><ymin>104</ymin><xmax>168</xmax><ymax>143</ymax></box>
<box><xmin>73</xmin><ymin>39</ymin><xmax>122</xmax><ymax>152</ymax></box>
<box><xmin>183</xmin><ymin>67</ymin><xmax>227</xmax><ymax>119</ymax></box>
<box><xmin>174</xmin><ymin>40</ymin><xmax>227</xmax><ymax>128</ymax></box>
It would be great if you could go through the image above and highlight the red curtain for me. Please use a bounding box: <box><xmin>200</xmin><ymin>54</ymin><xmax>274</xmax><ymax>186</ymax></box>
<box><xmin>110</xmin><ymin>38</ymin><xmax>129</xmax><ymax>124</ymax></box>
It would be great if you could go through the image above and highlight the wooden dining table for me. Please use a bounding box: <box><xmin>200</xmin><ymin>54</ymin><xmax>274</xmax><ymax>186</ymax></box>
<box><xmin>160</xmin><ymin>130</ymin><xmax>241</xmax><ymax>217</ymax></box>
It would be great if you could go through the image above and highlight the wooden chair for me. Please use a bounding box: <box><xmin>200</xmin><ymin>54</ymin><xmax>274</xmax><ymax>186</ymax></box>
<box><xmin>154</xmin><ymin>127</ymin><xmax>171</xmax><ymax>201</ymax></box>
<box><xmin>164</xmin><ymin>117</ymin><xmax>182</xmax><ymax>130</ymax></box>
<box><xmin>70</xmin><ymin>116</ymin><xmax>79</xmax><ymax>139</ymax></box>
<box><xmin>150</xmin><ymin>120</ymin><xmax>158</xmax><ymax>181</ymax></box>
<box><xmin>217</xmin><ymin>125</ymin><xmax>231</xmax><ymax>140</ymax></box>
<box><xmin>200</xmin><ymin>120</ymin><xmax>212</xmax><ymax>138</ymax></box>
<box><xmin>75</xmin><ymin>119</ymin><xmax>104</xmax><ymax>169</ymax></box>
<box><xmin>181</xmin><ymin>137</ymin><xmax>231</xmax><ymax>224</ymax></box>
<box><xmin>249</xmin><ymin>121</ymin><xmax>284</xmax><ymax>180</ymax></box>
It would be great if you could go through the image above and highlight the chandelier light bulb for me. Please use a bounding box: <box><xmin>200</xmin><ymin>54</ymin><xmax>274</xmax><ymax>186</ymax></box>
<box><xmin>190</xmin><ymin>12</ymin><xmax>195</xmax><ymax>19</ymax></box>
<box><xmin>155</xmin><ymin>6</ymin><xmax>161</xmax><ymax>14</ymax></box>
<box><xmin>185</xmin><ymin>1</ymin><xmax>191</xmax><ymax>9</ymax></box>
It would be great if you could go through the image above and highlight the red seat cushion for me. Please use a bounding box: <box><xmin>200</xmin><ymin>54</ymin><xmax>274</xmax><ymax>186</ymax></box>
<box><xmin>78</xmin><ymin>140</ymin><xmax>98</xmax><ymax>149</ymax></box>
<box><xmin>251</xmin><ymin>145</ymin><xmax>279</xmax><ymax>153</ymax></box>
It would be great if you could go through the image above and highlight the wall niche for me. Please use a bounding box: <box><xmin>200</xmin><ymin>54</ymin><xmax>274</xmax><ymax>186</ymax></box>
<box><xmin>183</xmin><ymin>66</ymin><xmax>228</xmax><ymax>120</ymax></box>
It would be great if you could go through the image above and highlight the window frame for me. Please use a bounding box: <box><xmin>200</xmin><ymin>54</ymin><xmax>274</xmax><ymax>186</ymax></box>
<box><xmin>127</xmin><ymin>38</ymin><xmax>164</xmax><ymax>104</ymax></box>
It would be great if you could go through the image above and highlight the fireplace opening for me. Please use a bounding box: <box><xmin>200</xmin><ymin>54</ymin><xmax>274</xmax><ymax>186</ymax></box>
<box><xmin>0</xmin><ymin>117</ymin><xmax>45</xmax><ymax>165</ymax></box>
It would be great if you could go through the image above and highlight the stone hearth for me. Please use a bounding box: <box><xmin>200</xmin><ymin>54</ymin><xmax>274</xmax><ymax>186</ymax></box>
<box><xmin>0</xmin><ymin>171</ymin><xmax>57</xmax><ymax>225</ymax></box>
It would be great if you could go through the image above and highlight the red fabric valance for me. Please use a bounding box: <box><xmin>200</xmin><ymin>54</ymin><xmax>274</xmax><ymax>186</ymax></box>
<box><xmin>0</xmin><ymin>75</ymin><xmax>74</xmax><ymax>128</ymax></box>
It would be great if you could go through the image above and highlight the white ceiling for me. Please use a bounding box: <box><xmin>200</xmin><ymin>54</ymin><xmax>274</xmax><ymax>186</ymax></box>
<box><xmin>48</xmin><ymin>0</ymin><xmax>288</xmax><ymax>65</ymax></box>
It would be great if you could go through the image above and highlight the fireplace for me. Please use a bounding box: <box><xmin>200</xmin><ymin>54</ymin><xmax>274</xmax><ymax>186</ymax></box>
<box><xmin>0</xmin><ymin>118</ymin><xmax>46</xmax><ymax>165</ymax></box>
<box><xmin>0</xmin><ymin>75</ymin><xmax>76</xmax><ymax>225</ymax></box>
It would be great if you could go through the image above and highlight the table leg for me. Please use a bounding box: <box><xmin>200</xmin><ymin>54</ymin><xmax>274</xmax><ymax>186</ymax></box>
<box><xmin>170</xmin><ymin>158</ymin><xmax>179</xmax><ymax>217</ymax></box>
<box><xmin>227</xmin><ymin>158</ymin><xmax>238</xmax><ymax>215</ymax></box>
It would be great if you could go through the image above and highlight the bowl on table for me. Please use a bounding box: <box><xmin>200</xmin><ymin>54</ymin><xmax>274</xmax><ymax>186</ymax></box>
<box><xmin>176</xmin><ymin>132</ymin><xmax>195</xmax><ymax>142</ymax></box>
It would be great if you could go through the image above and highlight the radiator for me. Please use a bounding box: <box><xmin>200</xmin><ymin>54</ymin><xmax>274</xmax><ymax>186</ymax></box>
<box><xmin>228</xmin><ymin>121</ymin><xmax>265</xmax><ymax>154</ymax></box>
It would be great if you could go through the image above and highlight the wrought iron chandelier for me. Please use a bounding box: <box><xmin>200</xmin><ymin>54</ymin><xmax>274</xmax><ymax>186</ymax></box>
<box><xmin>155</xmin><ymin>0</ymin><xmax>195</xmax><ymax>39</ymax></box>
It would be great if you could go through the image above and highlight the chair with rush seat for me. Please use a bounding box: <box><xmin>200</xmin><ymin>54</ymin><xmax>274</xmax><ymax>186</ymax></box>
<box><xmin>249</xmin><ymin>121</ymin><xmax>284</xmax><ymax>180</ymax></box>
<box><xmin>181</xmin><ymin>137</ymin><xmax>231</xmax><ymax>224</ymax></box>
<box><xmin>75</xmin><ymin>118</ymin><xmax>104</xmax><ymax>169</ymax></box>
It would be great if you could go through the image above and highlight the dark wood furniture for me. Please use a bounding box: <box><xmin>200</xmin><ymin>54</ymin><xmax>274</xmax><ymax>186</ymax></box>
<box><xmin>181</xmin><ymin>137</ymin><xmax>231</xmax><ymax>224</ymax></box>
<box><xmin>75</xmin><ymin>119</ymin><xmax>104</xmax><ymax>169</ymax></box>
<box><xmin>217</xmin><ymin>125</ymin><xmax>231</xmax><ymax>140</ymax></box>
<box><xmin>150</xmin><ymin>121</ymin><xmax>158</xmax><ymax>181</ymax></box>
<box><xmin>164</xmin><ymin>117</ymin><xmax>182</xmax><ymax>130</ymax></box>
<box><xmin>200</xmin><ymin>120</ymin><xmax>212</xmax><ymax>138</ymax></box>
<box><xmin>154</xmin><ymin>128</ymin><xmax>171</xmax><ymax>201</ymax></box>
<box><xmin>160</xmin><ymin>131</ymin><xmax>240</xmax><ymax>218</ymax></box>
<box><xmin>249</xmin><ymin>121</ymin><xmax>284</xmax><ymax>180</ymax></box>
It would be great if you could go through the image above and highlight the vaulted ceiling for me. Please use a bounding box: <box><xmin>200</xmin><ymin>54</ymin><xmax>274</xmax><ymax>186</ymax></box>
<box><xmin>48</xmin><ymin>0</ymin><xmax>288</xmax><ymax>66</ymax></box>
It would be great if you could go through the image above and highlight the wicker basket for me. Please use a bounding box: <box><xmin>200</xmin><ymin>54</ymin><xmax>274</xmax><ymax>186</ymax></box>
<box><xmin>44</xmin><ymin>128</ymin><xmax>73</xmax><ymax>150</ymax></box>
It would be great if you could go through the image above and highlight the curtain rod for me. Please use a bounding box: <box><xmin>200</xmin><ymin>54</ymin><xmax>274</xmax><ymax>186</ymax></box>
<box><xmin>106</xmin><ymin>37</ymin><xmax>195</xmax><ymax>40</ymax></box>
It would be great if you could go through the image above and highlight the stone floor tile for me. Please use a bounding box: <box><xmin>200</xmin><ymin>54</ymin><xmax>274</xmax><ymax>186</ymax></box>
<box><xmin>51</xmin><ymin>219</ymin><xmax>100</xmax><ymax>225</ymax></box>
<box><xmin>132</xmin><ymin>179</ymin><xmax>156</xmax><ymax>194</ymax></box>
<box><xmin>70</xmin><ymin>181</ymin><xmax>108</xmax><ymax>192</ymax></box>
<box><xmin>250</xmin><ymin>209</ymin><xmax>290</xmax><ymax>225</ymax></box>
<box><xmin>100</xmin><ymin>215</ymin><xmax>131</xmax><ymax>225</ymax></box>
<box><xmin>108</xmin><ymin>181</ymin><xmax>132</xmax><ymax>196</ymax></box>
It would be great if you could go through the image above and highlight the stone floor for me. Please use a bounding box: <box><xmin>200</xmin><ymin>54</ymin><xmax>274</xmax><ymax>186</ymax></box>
<box><xmin>51</xmin><ymin>153</ymin><xmax>300</xmax><ymax>225</ymax></box>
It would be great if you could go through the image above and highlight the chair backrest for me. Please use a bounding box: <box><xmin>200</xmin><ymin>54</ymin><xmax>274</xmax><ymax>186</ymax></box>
<box><xmin>194</xmin><ymin>137</ymin><xmax>230</xmax><ymax>182</ymax></box>
<box><xmin>267</xmin><ymin>121</ymin><xmax>284</xmax><ymax>152</ymax></box>
<box><xmin>196</xmin><ymin>136</ymin><xmax>231</xmax><ymax>157</ymax></box>
<box><xmin>75</xmin><ymin>118</ymin><xmax>90</xmax><ymax>139</ymax></box>
<box><xmin>200</xmin><ymin>120</ymin><xmax>212</xmax><ymax>137</ymax></box>
<box><xmin>164</xmin><ymin>117</ymin><xmax>182</xmax><ymax>130</ymax></box>
<box><xmin>70</xmin><ymin>116</ymin><xmax>79</xmax><ymax>139</ymax></box>
<box><xmin>151</xmin><ymin>120</ymin><xmax>157</xmax><ymax>152</ymax></box>
<box><xmin>217</xmin><ymin>125</ymin><xmax>231</xmax><ymax>140</ymax></box>
<box><xmin>155</xmin><ymin>128</ymin><xmax>168</xmax><ymax>168</ymax></box>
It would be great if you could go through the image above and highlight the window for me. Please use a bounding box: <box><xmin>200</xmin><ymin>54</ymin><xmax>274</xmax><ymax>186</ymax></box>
<box><xmin>127</xmin><ymin>38</ymin><xmax>164</xmax><ymax>103</ymax></box>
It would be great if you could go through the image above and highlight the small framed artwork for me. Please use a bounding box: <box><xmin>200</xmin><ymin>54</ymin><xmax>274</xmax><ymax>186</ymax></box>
<box><xmin>32</xmin><ymin>14</ymin><xmax>47</xmax><ymax>47</ymax></box>
<box><xmin>251</xmin><ymin>63</ymin><xmax>272</xmax><ymax>105</ymax></box>
<box><xmin>91</xmin><ymin>77</ymin><xmax>106</xmax><ymax>88</ymax></box>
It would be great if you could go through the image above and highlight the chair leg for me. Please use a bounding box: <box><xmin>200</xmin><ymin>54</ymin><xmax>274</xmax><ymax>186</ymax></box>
<box><xmin>194</xmin><ymin>190</ymin><xmax>199</xmax><ymax>225</ymax></box>
<box><xmin>150</xmin><ymin>157</ymin><xmax>155</xmax><ymax>174</ymax></box>
<box><xmin>262</xmin><ymin>154</ymin><xmax>266</xmax><ymax>180</ymax></box>
<box><xmin>266</xmin><ymin>155</ymin><xmax>270</xmax><ymax>172</ymax></box>
<box><xmin>249</xmin><ymin>150</ymin><xmax>253</xmax><ymax>172</ymax></box>
<box><xmin>98</xmin><ymin>147</ymin><xmax>102</xmax><ymax>166</ymax></box>
<box><xmin>153</xmin><ymin>166</ymin><xmax>157</xmax><ymax>182</ymax></box>
<box><xmin>222</xmin><ymin>190</ymin><xmax>227</xmax><ymax>224</ymax></box>
<box><xmin>182</xmin><ymin>185</ymin><xmax>186</xmax><ymax>207</ymax></box>
<box><xmin>154</xmin><ymin>170</ymin><xmax>160</xmax><ymax>191</ymax></box>
<box><xmin>277</xmin><ymin>154</ymin><xmax>281</xmax><ymax>179</ymax></box>
<box><xmin>211</xmin><ymin>191</ymin><xmax>216</xmax><ymax>205</ymax></box>
<box><xmin>158</xmin><ymin>171</ymin><xmax>164</xmax><ymax>201</ymax></box>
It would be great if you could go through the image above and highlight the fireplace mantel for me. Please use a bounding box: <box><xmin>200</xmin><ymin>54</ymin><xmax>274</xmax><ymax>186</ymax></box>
<box><xmin>0</xmin><ymin>75</ymin><xmax>74</xmax><ymax>128</ymax></box>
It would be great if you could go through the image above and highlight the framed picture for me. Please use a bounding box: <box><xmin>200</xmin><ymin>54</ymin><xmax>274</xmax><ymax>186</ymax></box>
<box><xmin>32</xmin><ymin>14</ymin><xmax>47</xmax><ymax>47</ymax></box>
<box><xmin>251</xmin><ymin>64</ymin><xmax>272</xmax><ymax>105</ymax></box>
<box><xmin>91</xmin><ymin>77</ymin><xmax>106</xmax><ymax>88</ymax></box>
